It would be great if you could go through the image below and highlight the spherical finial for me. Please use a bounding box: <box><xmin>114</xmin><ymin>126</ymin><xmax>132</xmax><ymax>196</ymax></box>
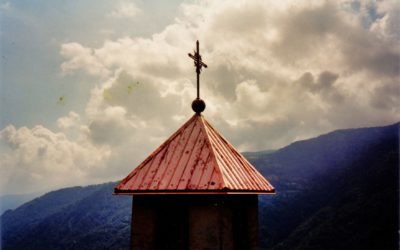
<box><xmin>192</xmin><ymin>98</ymin><xmax>206</xmax><ymax>114</ymax></box>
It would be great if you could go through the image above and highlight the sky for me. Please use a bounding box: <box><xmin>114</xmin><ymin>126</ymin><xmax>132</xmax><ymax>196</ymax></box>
<box><xmin>0</xmin><ymin>0</ymin><xmax>399</xmax><ymax>195</ymax></box>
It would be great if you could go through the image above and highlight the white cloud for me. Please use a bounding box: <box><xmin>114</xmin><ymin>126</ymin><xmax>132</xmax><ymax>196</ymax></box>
<box><xmin>57</xmin><ymin>0</ymin><xmax>398</xmax><ymax>151</ymax></box>
<box><xmin>370</xmin><ymin>1</ymin><xmax>400</xmax><ymax>42</ymax></box>
<box><xmin>108</xmin><ymin>1</ymin><xmax>141</xmax><ymax>19</ymax></box>
<box><xmin>2</xmin><ymin>0</ymin><xmax>399</xmax><ymax>194</ymax></box>
<box><xmin>0</xmin><ymin>125</ymin><xmax>111</xmax><ymax>194</ymax></box>
<box><xmin>57</xmin><ymin>111</ymin><xmax>80</xmax><ymax>130</ymax></box>
<box><xmin>60</xmin><ymin>42</ymin><xmax>111</xmax><ymax>78</ymax></box>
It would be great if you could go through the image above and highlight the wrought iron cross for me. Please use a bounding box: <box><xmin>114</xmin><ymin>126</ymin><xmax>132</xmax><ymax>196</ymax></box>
<box><xmin>188</xmin><ymin>40</ymin><xmax>207</xmax><ymax>99</ymax></box>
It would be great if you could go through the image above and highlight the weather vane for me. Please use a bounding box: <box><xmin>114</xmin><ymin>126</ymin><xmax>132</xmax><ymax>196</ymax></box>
<box><xmin>188</xmin><ymin>40</ymin><xmax>207</xmax><ymax>114</ymax></box>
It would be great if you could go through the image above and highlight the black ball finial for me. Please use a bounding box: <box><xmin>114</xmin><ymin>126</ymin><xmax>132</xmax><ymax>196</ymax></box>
<box><xmin>192</xmin><ymin>98</ymin><xmax>206</xmax><ymax>114</ymax></box>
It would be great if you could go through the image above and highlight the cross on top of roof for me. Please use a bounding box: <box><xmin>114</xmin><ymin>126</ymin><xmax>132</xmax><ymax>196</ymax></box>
<box><xmin>114</xmin><ymin>40</ymin><xmax>275</xmax><ymax>195</ymax></box>
<box><xmin>188</xmin><ymin>40</ymin><xmax>207</xmax><ymax>114</ymax></box>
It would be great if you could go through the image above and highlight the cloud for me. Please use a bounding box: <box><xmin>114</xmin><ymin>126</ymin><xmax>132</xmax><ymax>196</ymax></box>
<box><xmin>0</xmin><ymin>125</ymin><xmax>111</xmax><ymax>194</ymax></box>
<box><xmin>370</xmin><ymin>80</ymin><xmax>400</xmax><ymax>111</ymax></box>
<box><xmin>2</xmin><ymin>0</ymin><xmax>399</xmax><ymax>194</ymax></box>
<box><xmin>88</xmin><ymin>106</ymin><xmax>135</xmax><ymax>145</ymax></box>
<box><xmin>57</xmin><ymin>0</ymin><xmax>398</xmax><ymax>149</ymax></box>
<box><xmin>57</xmin><ymin>111</ymin><xmax>80</xmax><ymax>130</ymax></box>
<box><xmin>108</xmin><ymin>1</ymin><xmax>141</xmax><ymax>19</ymax></box>
<box><xmin>370</xmin><ymin>2</ymin><xmax>400</xmax><ymax>42</ymax></box>
<box><xmin>60</xmin><ymin>43</ymin><xmax>111</xmax><ymax>78</ymax></box>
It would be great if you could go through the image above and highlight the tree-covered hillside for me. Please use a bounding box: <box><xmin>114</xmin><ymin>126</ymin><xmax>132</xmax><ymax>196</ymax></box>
<box><xmin>1</xmin><ymin>123</ymin><xmax>398</xmax><ymax>250</ymax></box>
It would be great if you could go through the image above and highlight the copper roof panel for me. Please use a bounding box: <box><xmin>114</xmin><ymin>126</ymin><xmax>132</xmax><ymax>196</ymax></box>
<box><xmin>115</xmin><ymin>114</ymin><xmax>274</xmax><ymax>194</ymax></box>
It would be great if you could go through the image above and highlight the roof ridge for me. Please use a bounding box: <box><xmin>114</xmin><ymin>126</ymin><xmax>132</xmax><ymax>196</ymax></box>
<box><xmin>163</xmin><ymin>116</ymin><xmax>199</xmax><ymax>189</ymax></box>
<box><xmin>117</xmin><ymin>114</ymin><xmax>198</xmax><ymax>187</ymax></box>
<box><xmin>198</xmin><ymin>115</ymin><xmax>228</xmax><ymax>189</ymax></box>
<box><xmin>203</xmin><ymin>118</ymin><xmax>274</xmax><ymax>190</ymax></box>
<box><xmin>204</xmin><ymin>120</ymin><xmax>253</xmax><ymax>189</ymax></box>
<box><xmin>115</xmin><ymin>114</ymin><xmax>275</xmax><ymax>194</ymax></box>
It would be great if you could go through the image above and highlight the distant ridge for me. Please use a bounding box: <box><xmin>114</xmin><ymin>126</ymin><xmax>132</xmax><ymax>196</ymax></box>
<box><xmin>1</xmin><ymin>122</ymin><xmax>398</xmax><ymax>250</ymax></box>
<box><xmin>255</xmin><ymin>122</ymin><xmax>398</xmax><ymax>249</ymax></box>
<box><xmin>0</xmin><ymin>192</ymin><xmax>43</xmax><ymax>215</ymax></box>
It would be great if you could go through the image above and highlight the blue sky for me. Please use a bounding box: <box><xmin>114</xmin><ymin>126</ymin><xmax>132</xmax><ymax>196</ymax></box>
<box><xmin>0</xmin><ymin>0</ymin><xmax>399</xmax><ymax>195</ymax></box>
<box><xmin>1</xmin><ymin>0</ymin><xmax>182</xmax><ymax>129</ymax></box>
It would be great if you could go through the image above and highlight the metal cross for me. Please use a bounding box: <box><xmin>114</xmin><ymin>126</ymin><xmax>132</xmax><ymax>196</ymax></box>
<box><xmin>188</xmin><ymin>40</ymin><xmax>207</xmax><ymax>99</ymax></box>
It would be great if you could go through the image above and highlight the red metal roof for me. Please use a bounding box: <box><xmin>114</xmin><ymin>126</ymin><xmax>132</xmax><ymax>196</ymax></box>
<box><xmin>114</xmin><ymin>114</ymin><xmax>275</xmax><ymax>194</ymax></box>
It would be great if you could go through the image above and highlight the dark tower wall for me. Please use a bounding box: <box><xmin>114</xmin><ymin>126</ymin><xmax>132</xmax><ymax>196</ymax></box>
<box><xmin>130</xmin><ymin>195</ymin><xmax>259</xmax><ymax>250</ymax></box>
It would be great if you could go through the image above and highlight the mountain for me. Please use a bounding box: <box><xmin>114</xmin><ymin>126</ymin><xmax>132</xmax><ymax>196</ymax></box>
<box><xmin>0</xmin><ymin>192</ymin><xmax>42</xmax><ymax>215</ymax></box>
<box><xmin>1</xmin><ymin>183</ymin><xmax>131</xmax><ymax>250</ymax></box>
<box><xmin>1</xmin><ymin>123</ymin><xmax>398</xmax><ymax>250</ymax></box>
<box><xmin>252</xmin><ymin>122</ymin><xmax>399</xmax><ymax>249</ymax></box>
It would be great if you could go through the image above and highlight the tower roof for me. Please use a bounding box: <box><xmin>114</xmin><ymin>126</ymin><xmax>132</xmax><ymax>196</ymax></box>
<box><xmin>114</xmin><ymin>114</ymin><xmax>275</xmax><ymax>195</ymax></box>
